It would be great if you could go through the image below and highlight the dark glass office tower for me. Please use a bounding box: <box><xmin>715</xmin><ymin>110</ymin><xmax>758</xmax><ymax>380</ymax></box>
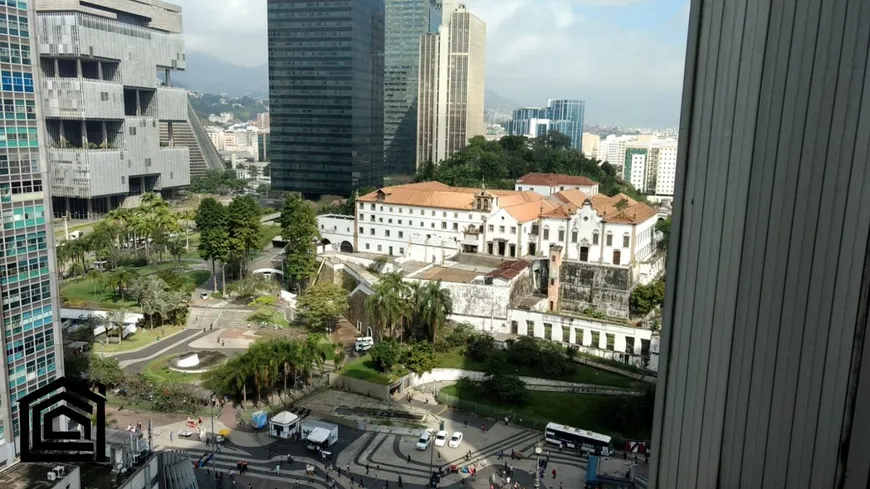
<box><xmin>268</xmin><ymin>0</ymin><xmax>385</xmax><ymax>198</ymax></box>
<box><xmin>384</xmin><ymin>0</ymin><xmax>440</xmax><ymax>177</ymax></box>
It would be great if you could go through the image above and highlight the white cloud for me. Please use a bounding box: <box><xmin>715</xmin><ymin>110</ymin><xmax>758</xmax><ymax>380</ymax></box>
<box><xmin>173</xmin><ymin>0</ymin><xmax>267</xmax><ymax>67</ymax></box>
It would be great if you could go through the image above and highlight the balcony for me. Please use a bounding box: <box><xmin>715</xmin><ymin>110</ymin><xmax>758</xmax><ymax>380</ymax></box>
<box><xmin>42</xmin><ymin>78</ymin><xmax>125</xmax><ymax>119</ymax></box>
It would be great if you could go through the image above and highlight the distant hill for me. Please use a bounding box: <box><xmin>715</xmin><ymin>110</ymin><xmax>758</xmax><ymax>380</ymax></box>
<box><xmin>175</xmin><ymin>52</ymin><xmax>267</xmax><ymax>96</ymax></box>
<box><xmin>485</xmin><ymin>89</ymin><xmax>519</xmax><ymax>111</ymax></box>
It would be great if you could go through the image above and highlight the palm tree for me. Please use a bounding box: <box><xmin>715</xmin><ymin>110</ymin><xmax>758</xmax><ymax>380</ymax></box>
<box><xmin>85</xmin><ymin>268</ymin><xmax>102</xmax><ymax>295</ymax></box>
<box><xmin>418</xmin><ymin>280</ymin><xmax>453</xmax><ymax>342</ymax></box>
<box><xmin>106</xmin><ymin>308</ymin><xmax>128</xmax><ymax>344</ymax></box>
<box><xmin>365</xmin><ymin>272</ymin><xmax>411</xmax><ymax>340</ymax></box>
<box><xmin>69</xmin><ymin>261</ymin><xmax>86</xmax><ymax>280</ymax></box>
<box><xmin>105</xmin><ymin>267</ymin><xmax>137</xmax><ymax>300</ymax></box>
<box><xmin>177</xmin><ymin>209</ymin><xmax>195</xmax><ymax>250</ymax></box>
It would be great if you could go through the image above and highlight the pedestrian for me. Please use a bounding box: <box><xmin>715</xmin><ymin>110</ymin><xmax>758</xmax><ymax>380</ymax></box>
<box><xmin>398</xmin><ymin>475</ymin><xmax>403</xmax><ymax>488</ymax></box>
<box><xmin>347</xmin><ymin>463</ymin><xmax>351</xmax><ymax>473</ymax></box>
<box><xmin>407</xmin><ymin>454</ymin><xmax>411</xmax><ymax>463</ymax></box>
<box><xmin>170</xmin><ymin>431</ymin><xmax>174</xmax><ymax>442</ymax></box>
<box><xmin>504</xmin><ymin>416</ymin><xmax>509</xmax><ymax>426</ymax></box>
<box><xmin>509</xmin><ymin>464</ymin><xmax>514</xmax><ymax>476</ymax></box>
<box><xmin>367</xmin><ymin>463</ymin><xmax>370</xmax><ymax>475</ymax></box>
<box><xmin>481</xmin><ymin>424</ymin><xmax>486</xmax><ymax>433</ymax></box>
<box><xmin>464</xmin><ymin>419</ymin><xmax>468</xmax><ymax>428</ymax></box>
<box><xmin>552</xmin><ymin>468</ymin><xmax>557</xmax><ymax>479</ymax></box>
<box><xmin>497</xmin><ymin>449</ymin><xmax>503</xmax><ymax>460</ymax></box>
<box><xmin>276</xmin><ymin>464</ymin><xmax>281</xmax><ymax>476</ymax></box>
<box><xmin>510</xmin><ymin>449</ymin><xmax>514</xmax><ymax>459</ymax></box>
<box><xmin>559</xmin><ymin>483</ymin><xmax>563</xmax><ymax>489</ymax></box>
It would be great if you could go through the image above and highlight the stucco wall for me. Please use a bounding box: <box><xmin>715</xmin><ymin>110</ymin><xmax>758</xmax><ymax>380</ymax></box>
<box><xmin>558</xmin><ymin>261</ymin><xmax>632</xmax><ymax>318</ymax></box>
<box><xmin>328</xmin><ymin>374</ymin><xmax>391</xmax><ymax>401</ymax></box>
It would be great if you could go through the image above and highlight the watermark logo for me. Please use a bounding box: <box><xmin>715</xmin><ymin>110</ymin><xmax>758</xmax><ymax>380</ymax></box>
<box><xmin>19</xmin><ymin>377</ymin><xmax>107</xmax><ymax>463</ymax></box>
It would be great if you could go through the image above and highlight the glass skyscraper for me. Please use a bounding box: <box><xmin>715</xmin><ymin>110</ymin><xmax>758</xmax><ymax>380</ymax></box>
<box><xmin>0</xmin><ymin>0</ymin><xmax>63</xmax><ymax>463</ymax></box>
<box><xmin>502</xmin><ymin>99</ymin><xmax>586</xmax><ymax>153</ymax></box>
<box><xmin>268</xmin><ymin>0</ymin><xmax>386</xmax><ymax>198</ymax></box>
<box><xmin>384</xmin><ymin>0</ymin><xmax>440</xmax><ymax>177</ymax></box>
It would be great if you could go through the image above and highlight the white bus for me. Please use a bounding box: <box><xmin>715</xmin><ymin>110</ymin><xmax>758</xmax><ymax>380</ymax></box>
<box><xmin>544</xmin><ymin>422</ymin><xmax>613</xmax><ymax>456</ymax></box>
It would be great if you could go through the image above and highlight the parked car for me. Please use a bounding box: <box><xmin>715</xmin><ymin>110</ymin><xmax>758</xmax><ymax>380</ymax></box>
<box><xmin>416</xmin><ymin>429</ymin><xmax>433</xmax><ymax>450</ymax></box>
<box><xmin>200</xmin><ymin>292</ymin><xmax>210</xmax><ymax>300</ymax></box>
<box><xmin>434</xmin><ymin>430</ymin><xmax>448</xmax><ymax>447</ymax></box>
<box><xmin>355</xmin><ymin>336</ymin><xmax>374</xmax><ymax>352</ymax></box>
<box><xmin>448</xmin><ymin>432</ymin><xmax>464</xmax><ymax>448</ymax></box>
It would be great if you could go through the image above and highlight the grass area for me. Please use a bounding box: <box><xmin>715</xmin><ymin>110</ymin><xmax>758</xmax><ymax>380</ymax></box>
<box><xmin>339</xmin><ymin>355</ymin><xmax>409</xmax><ymax>385</ymax></box>
<box><xmin>184</xmin><ymin>269</ymin><xmax>211</xmax><ymax>288</ymax></box>
<box><xmin>93</xmin><ymin>325</ymin><xmax>184</xmax><ymax>353</ymax></box>
<box><xmin>142</xmin><ymin>355</ymin><xmax>202</xmax><ymax>384</ymax></box>
<box><xmin>61</xmin><ymin>278</ymin><xmax>138</xmax><ymax>310</ymax></box>
<box><xmin>433</xmin><ymin>347</ymin><xmax>641</xmax><ymax>389</ymax></box>
<box><xmin>259</xmin><ymin>225</ymin><xmax>283</xmax><ymax>249</ymax></box>
<box><xmin>441</xmin><ymin>384</ymin><xmax>650</xmax><ymax>440</ymax></box>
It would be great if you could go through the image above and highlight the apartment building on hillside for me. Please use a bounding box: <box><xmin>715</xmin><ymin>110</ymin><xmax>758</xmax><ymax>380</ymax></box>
<box><xmin>35</xmin><ymin>0</ymin><xmax>191</xmax><ymax>217</ymax></box>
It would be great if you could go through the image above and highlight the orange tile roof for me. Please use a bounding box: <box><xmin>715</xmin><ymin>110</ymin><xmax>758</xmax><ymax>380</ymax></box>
<box><xmin>504</xmin><ymin>200</ymin><xmax>551</xmax><ymax>223</ymax></box>
<box><xmin>553</xmin><ymin>188</ymin><xmax>588</xmax><ymax>207</ymax></box>
<box><xmin>517</xmin><ymin>172</ymin><xmax>598</xmax><ymax>187</ymax></box>
<box><xmin>358</xmin><ymin>184</ymin><xmax>541</xmax><ymax>211</ymax></box>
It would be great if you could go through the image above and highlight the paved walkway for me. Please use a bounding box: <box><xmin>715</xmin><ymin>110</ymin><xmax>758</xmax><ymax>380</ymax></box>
<box><xmin>113</xmin><ymin>328</ymin><xmax>203</xmax><ymax>365</ymax></box>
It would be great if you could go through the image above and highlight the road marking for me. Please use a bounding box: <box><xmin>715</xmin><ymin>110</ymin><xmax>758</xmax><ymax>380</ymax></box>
<box><xmin>436</xmin><ymin>406</ymin><xmax>448</xmax><ymax>416</ymax></box>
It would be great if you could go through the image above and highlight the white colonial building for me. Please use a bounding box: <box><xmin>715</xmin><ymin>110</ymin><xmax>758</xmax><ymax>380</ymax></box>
<box><xmin>515</xmin><ymin>172</ymin><xmax>600</xmax><ymax>196</ymax></box>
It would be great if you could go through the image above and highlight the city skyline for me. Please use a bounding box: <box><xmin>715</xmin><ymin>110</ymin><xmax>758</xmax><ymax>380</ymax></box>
<box><xmin>170</xmin><ymin>0</ymin><xmax>689</xmax><ymax>129</ymax></box>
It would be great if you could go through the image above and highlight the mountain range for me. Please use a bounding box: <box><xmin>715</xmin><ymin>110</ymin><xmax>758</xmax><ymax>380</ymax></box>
<box><xmin>176</xmin><ymin>52</ymin><xmax>518</xmax><ymax>110</ymax></box>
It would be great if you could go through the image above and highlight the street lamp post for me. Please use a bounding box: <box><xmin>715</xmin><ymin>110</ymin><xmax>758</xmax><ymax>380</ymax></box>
<box><xmin>210</xmin><ymin>395</ymin><xmax>217</xmax><ymax>489</ymax></box>
<box><xmin>533</xmin><ymin>443</ymin><xmax>543</xmax><ymax>489</ymax></box>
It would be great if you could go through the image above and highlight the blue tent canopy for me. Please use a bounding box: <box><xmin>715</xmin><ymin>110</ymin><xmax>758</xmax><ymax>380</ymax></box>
<box><xmin>251</xmin><ymin>410</ymin><xmax>268</xmax><ymax>429</ymax></box>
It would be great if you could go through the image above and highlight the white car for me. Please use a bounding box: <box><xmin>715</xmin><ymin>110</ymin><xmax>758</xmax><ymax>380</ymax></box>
<box><xmin>200</xmin><ymin>292</ymin><xmax>210</xmax><ymax>300</ymax></box>
<box><xmin>434</xmin><ymin>430</ymin><xmax>448</xmax><ymax>447</ymax></box>
<box><xmin>416</xmin><ymin>430</ymin><xmax>432</xmax><ymax>450</ymax></box>
<box><xmin>355</xmin><ymin>336</ymin><xmax>374</xmax><ymax>352</ymax></box>
<box><xmin>448</xmin><ymin>432</ymin><xmax>463</xmax><ymax>448</ymax></box>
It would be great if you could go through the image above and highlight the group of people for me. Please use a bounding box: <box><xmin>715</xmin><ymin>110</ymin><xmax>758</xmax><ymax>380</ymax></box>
<box><xmin>235</xmin><ymin>461</ymin><xmax>249</xmax><ymax>474</ymax></box>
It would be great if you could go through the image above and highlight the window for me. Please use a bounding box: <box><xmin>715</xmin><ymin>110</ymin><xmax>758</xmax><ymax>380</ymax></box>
<box><xmin>431</xmin><ymin>222</ymin><xmax>435</xmax><ymax>228</ymax></box>
<box><xmin>370</xmin><ymin>228</ymin><xmax>375</xmax><ymax>235</ymax></box>
<box><xmin>487</xmin><ymin>242</ymin><xmax>494</xmax><ymax>254</ymax></box>
<box><xmin>441</xmin><ymin>222</ymin><xmax>446</xmax><ymax>229</ymax></box>
<box><xmin>389</xmin><ymin>207</ymin><xmax>393</xmax><ymax>212</ymax></box>
<box><xmin>431</xmin><ymin>211</ymin><xmax>435</xmax><ymax>216</ymax></box>
<box><xmin>388</xmin><ymin>219</ymin><xmax>392</xmax><ymax>224</ymax></box>
<box><xmin>1</xmin><ymin>71</ymin><xmax>33</xmax><ymax>93</ymax></box>
<box><xmin>121</xmin><ymin>176</ymin><xmax>125</xmax><ymax>184</ymax></box>
<box><xmin>571</xmin><ymin>230</ymin><xmax>578</xmax><ymax>243</ymax></box>
<box><xmin>543</xmin><ymin>228</ymin><xmax>550</xmax><ymax>240</ymax></box>
<box><xmin>359</xmin><ymin>227</ymin><xmax>364</xmax><ymax>234</ymax></box>
<box><xmin>580</xmin><ymin>246</ymin><xmax>589</xmax><ymax>262</ymax></box>
<box><xmin>377</xmin><ymin>245</ymin><xmax>382</xmax><ymax>252</ymax></box>
<box><xmin>511</xmin><ymin>321</ymin><xmax>519</xmax><ymax>334</ymax></box>
<box><xmin>550</xmin><ymin>278</ymin><xmax>555</xmax><ymax>286</ymax></box>
<box><xmin>398</xmin><ymin>220</ymin><xmax>402</xmax><ymax>225</ymax></box>
<box><xmin>499</xmin><ymin>226</ymin><xmax>505</xmax><ymax>233</ymax></box>
<box><xmin>129</xmin><ymin>127</ymin><xmax>136</xmax><ymax>136</ymax></box>
<box><xmin>378</xmin><ymin>218</ymin><xmax>383</xmax><ymax>223</ymax></box>
<box><xmin>409</xmin><ymin>221</ymin><xmax>413</xmax><ymax>226</ymax></box>
<box><xmin>144</xmin><ymin>158</ymin><xmax>152</xmax><ymax>167</ymax></box>
<box><xmin>488</xmin><ymin>225</ymin><xmax>494</xmax><ymax>232</ymax></box>
<box><xmin>370</xmin><ymin>204</ymin><xmax>375</xmax><ymax>210</ymax></box>
<box><xmin>593</xmin><ymin>231</ymin><xmax>599</xmax><ymax>245</ymax></box>
<box><xmin>454</xmin><ymin>213</ymin><xmax>458</xmax><ymax>218</ymax></box>
<box><xmin>398</xmin><ymin>231</ymin><xmax>403</xmax><ymax>238</ymax></box>
<box><xmin>510</xmin><ymin>227</ymin><xmax>516</xmax><ymax>234</ymax></box>
<box><xmin>370</xmin><ymin>215</ymin><xmax>375</xmax><ymax>222</ymax></box>
<box><xmin>606</xmin><ymin>233</ymin><xmax>613</xmax><ymax>246</ymax></box>
<box><xmin>399</xmin><ymin>247</ymin><xmax>404</xmax><ymax>254</ymax></box>
<box><xmin>365</xmin><ymin>243</ymin><xmax>370</xmax><ymax>250</ymax></box>
<box><xmin>623</xmin><ymin>234</ymin><xmax>630</xmax><ymax>247</ymax></box>
<box><xmin>544</xmin><ymin>323</ymin><xmax>553</xmax><ymax>339</ymax></box>
<box><xmin>453</xmin><ymin>223</ymin><xmax>458</xmax><ymax>231</ymax></box>
<box><xmin>442</xmin><ymin>212</ymin><xmax>447</xmax><ymax>217</ymax></box>
<box><xmin>385</xmin><ymin>230</ymin><xmax>390</xmax><ymax>237</ymax></box>
<box><xmin>526</xmin><ymin>321</ymin><xmax>535</xmax><ymax>336</ymax></box>
<box><xmin>100</xmin><ymin>92</ymin><xmax>108</xmax><ymax>101</ymax></box>
<box><xmin>558</xmin><ymin>230</ymin><xmax>565</xmax><ymax>241</ymax></box>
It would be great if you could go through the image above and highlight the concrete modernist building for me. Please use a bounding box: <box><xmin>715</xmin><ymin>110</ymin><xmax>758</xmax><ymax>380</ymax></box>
<box><xmin>34</xmin><ymin>0</ymin><xmax>191</xmax><ymax>217</ymax></box>
<box><xmin>384</xmin><ymin>0</ymin><xmax>440</xmax><ymax>177</ymax></box>
<box><xmin>502</xmin><ymin>99</ymin><xmax>586</xmax><ymax>152</ymax></box>
<box><xmin>582</xmin><ymin>132</ymin><xmax>599</xmax><ymax>159</ymax></box>
<box><xmin>268</xmin><ymin>0</ymin><xmax>385</xmax><ymax>198</ymax></box>
<box><xmin>651</xmin><ymin>0</ymin><xmax>870</xmax><ymax>487</ymax></box>
<box><xmin>416</xmin><ymin>1</ymin><xmax>485</xmax><ymax>167</ymax></box>
<box><xmin>0</xmin><ymin>0</ymin><xmax>64</xmax><ymax>464</ymax></box>
<box><xmin>622</xmin><ymin>136</ymin><xmax>678</xmax><ymax>195</ymax></box>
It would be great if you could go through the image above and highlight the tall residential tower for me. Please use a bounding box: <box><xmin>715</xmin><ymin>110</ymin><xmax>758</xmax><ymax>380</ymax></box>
<box><xmin>416</xmin><ymin>1</ymin><xmax>485</xmax><ymax>167</ymax></box>
<box><xmin>0</xmin><ymin>0</ymin><xmax>64</xmax><ymax>464</ymax></box>
<box><xmin>268</xmin><ymin>0</ymin><xmax>385</xmax><ymax>198</ymax></box>
<box><xmin>384</xmin><ymin>0</ymin><xmax>440</xmax><ymax>177</ymax></box>
<box><xmin>35</xmin><ymin>0</ymin><xmax>191</xmax><ymax>217</ymax></box>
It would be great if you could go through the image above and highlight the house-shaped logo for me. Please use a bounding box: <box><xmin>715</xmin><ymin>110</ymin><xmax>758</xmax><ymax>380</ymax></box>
<box><xmin>18</xmin><ymin>377</ymin><xmax>107</xmax><ymax>463</ymax></box>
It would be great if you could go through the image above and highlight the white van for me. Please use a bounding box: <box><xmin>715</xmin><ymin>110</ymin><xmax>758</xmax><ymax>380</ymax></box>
<box><xmin>355</xmin><ymin>336</ymin><xmax>374</xmax><ymax>352</ymax></box>
<box><xmin>416</xmin><ymin>429</ymin><xmax>432</xmax><ymax>450</ymax></box>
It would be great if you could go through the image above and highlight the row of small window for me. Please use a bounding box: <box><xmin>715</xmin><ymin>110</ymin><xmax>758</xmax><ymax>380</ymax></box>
<box><xmin>364</xmin><ymin>205</ymin><xmax>474</xmax><ymax>219</ymax></box>
<box><xmin>1</xmin><ymin>98</ymin><xmax>36</xmax><ymax>121</ymax></box>
<box><xmin>511</xmin><ymin>321</ymin><xmax>642</xmax><ymax>352</ymax></box>
<box><xmin>361</xmin><ymin>217</ymin><xmax>468</xmax><ymax>231</ymax></box>
<box><xmin>2</xmin><ymin>204</ymin><xmax>45</xmax><ymax>230</ymax></box>
<box><xmin>0</xmin><ymin>0</ymin><xmax>27</xmax><ymax>9</ymax></box>
<box><xmin>0</xmin><ymin>12</ymin><xmax>28</xmax><ymax>38</ymax></box>
<box><xmin>7</xmin><ymin>354</ymin><xmax>56</xmax><ymax>388</ymax></box>
<box><xmin>363</xmin><ymin>242</ymin><xmax>403</xmax><ymax>254</ymax></box>
<box><xmin>0</xmin><ymin>255</ymin><xmax>49</xmax><ymax>285</ymax></box>
<box><xmin>0</xmin><ymin>229</ymin><xmax>47</xmax><ymax>258</ymax></box>
<box><xmin>0</xmin><ymin>43</ymin><xmax>31</xmax><ymax>65</ymax></box>
<box><xmin>0</xmin><ymin>153</ymin><xmax>38</xmax><ymax>177</ymax></box>
<box><xmin>4</xmin><ymin>304</ymin><xmax>52</xmax><ymax>338</ymax></box>
<box><xmin>1</xmin><ymin>70</ymin><xmax>33</xmax><ymax>93</ymax></box>
<box><xmin>5</xmin><ymin>328</ymin><xmax>54</xmax><ymax>364</ymax></box>
<box><xmin>0</xmin><ymin>126</ymin><xmax>38</xmax><ymax>148</ymax></box>
<box><xmin>0</xmin><ymin>178</ymin><xmax>41</xmax><ymax>201</ymax></box>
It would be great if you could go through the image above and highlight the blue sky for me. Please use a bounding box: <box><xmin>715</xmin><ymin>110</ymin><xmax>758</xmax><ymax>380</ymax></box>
<box><xmin>173</xmin><ymin>0</ymin><xmax>689</xmax><ymax>128</ymax></box>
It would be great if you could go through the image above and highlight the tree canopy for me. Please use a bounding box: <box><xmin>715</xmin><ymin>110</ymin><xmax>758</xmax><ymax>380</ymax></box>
<box><xmin>279</xmin><ymin>194</ymin><xmax>320</xmax><ymax>288</ymax></box>
<box><xmin>414</xmin><ymin>133</ymin><xmax>646</xmax><ymax>201</ymax></box>
<box><xmin>189</xmin><ymin>169</ymin><xmax>247</xmax><ymax>195</ymax></box>
<box><xmin>296</xmin><ymin>283</ymin><xmax>348</xmax><ymax>332</ymax></box>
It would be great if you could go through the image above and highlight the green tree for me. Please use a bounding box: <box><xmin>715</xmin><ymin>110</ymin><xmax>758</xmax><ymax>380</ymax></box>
<box><xmin>296</xmin><ymin>283</ymin><xmax>348</xmax><ymax>332</ymax></box>
<box><xmin>482</xmin><ymin>372</ymin><xmax>529</xmax><ymax>405</ymax></box>
<box><xmin>416</xmin><ymin>280</ymin><xmax>452</xmax><ymax>342</ymax></box>
<box><xmin>104</xmin><ymin>267</ymin><xmax>137</xmax><ymax>300</ymax></box>
<box><xmin>365</xmin><ymin>272</ymin><xmax>411</xmax><ymax>340</ymax></box>
<box><xmin>466</xmin><ymin>333</ymin><xmax>496</xmax><ymax>363</ymax></box>
<box><xmin>369</xmin><ymin>340</ymin><xmax>402</xmax><ymax>373</ymax></box>
<box><xmin>195</xmin><ymin>197</ymin><xmax>228</xmax><ymax>233</ymax></box>
<box><xmin>656</xmin><ymin>217</ymin><xmax>671</xmax><ymax>250</ymax></box>
<box><xmin>227</xmin><ymin>196</ymin><xmax>262</xmax><ymax>276</ymax></box>
<box><xmin>87</xmin><ymin>354</ymin><xmax>125</xmax><ymax>388</ymax></box>
<box><xmin>404</xmin><ymin>342</ymin><xmax>436</xmax><ymax>375</ymax></box>
<box><xmin>279</xmin><ymin>194</ymin><xmax>320</xmax><ymax>289</ymax></box>
<box><xmin>629</xmin><ymin>276</ymin><xmax>666</xmax><ymax>316</ymax></box>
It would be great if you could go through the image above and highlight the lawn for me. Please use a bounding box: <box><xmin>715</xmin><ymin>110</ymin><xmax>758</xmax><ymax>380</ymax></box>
<box><xmin>339</xmin><ymin>355</ymin><xmax>409</xmax><ymax>385</ymax></box>
<box><xmin>61</xmin><ymin>265</ymin><xmax>211</xmax><ymax>310</ymax></box>
<box><xmin>94</xmin><ymin>325</ymin><xmax>184</xmax><ymax>353</ymax></box>
<box><xmin>441</xmin><ymin>384</ymin><xmax>651</xmax><ymax>440</ymax></box>
<box><xmin>142</xmin><ymin>355</ymin><xmax>202</xmax><ymax>384</ymax></box>
<box><xmin>259</xmin><ymin>225</ymin><xmax>283</xmax><ymax>249</ymax></box>
<box><xmin>433</xmin><ymin>347</ymin><xmax>641</xmax><ymax>389</ymax></box>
